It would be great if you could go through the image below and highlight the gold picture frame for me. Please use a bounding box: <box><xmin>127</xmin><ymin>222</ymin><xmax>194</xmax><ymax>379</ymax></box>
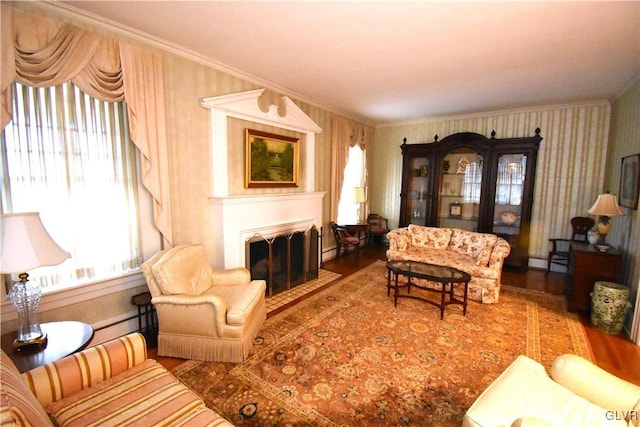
<box><xmin>245</xmin><ymin>129</ymin><xmax>300</xmax><ymax>188</ymax></box>
<box><xmin>619</xmin><ymin>153</ymin><xmax>639</xmax><ymax>210</ymax></box>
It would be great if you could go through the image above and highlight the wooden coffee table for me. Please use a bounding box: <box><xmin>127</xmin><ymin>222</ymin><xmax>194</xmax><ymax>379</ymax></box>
<box><xmin>386</xmin><ymin>260</ymin><xmax>471</xmax><ymax>319</ymax></box>
<box><xmin>1</xmin><ymin>321</ymin><xmax>94</xmax><ymax>373</ymax></box>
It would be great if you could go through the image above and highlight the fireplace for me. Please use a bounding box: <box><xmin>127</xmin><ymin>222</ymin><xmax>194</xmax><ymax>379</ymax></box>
<box><xmin>201</xmin><ymin>89</ymin><xmax>325</xmax><ymax>272</ymax></box>
<box><xmin>246</xmin><ymin>227</ymin><xmax>319</xmax><ymax>297</ymax></box>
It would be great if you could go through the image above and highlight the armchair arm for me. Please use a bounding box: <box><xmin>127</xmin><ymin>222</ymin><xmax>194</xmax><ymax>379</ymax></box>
<box><xmin>23</xmin><ymin>333</ymin><xmax>147</xmax><ymax>407</ymax></box>
<box><xmin>152</xmin><ymin>294</ymin><xmax>228</xmax><ymax>336</ymax></box>
<box><xmin>211</xmin><ymin>267</ymin><xmax>251</xmax><ymax>286</ymax></box>
<box><xmin>548</xmin><ymin>238</ymin><xmax>570</xmax><ymax>252</ymax></box>
<box><xmin>550</xmin><ymin>354</ymin><xmax>640</xmax><ymax>412</ymax></box>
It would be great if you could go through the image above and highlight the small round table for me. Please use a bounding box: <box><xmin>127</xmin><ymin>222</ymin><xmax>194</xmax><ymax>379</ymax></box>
<box><xmin>1</xmin><ymin>321</ymin><xmax>94</xmax><ymax>373</ymax></box>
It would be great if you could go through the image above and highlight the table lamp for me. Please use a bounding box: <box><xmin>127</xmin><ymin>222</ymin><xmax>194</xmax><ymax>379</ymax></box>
<box><xmin>587</xmin><ymin>193</ymin><xmax>624</xmax><ymax>244</ymax></box>
<box><xmin>0</xmin><ymin>212</ymin><xmax>70</xmax><ymax>350</ymax></box>
<box><xmin>353</xmin><ymin>187</ymin><xmax>367</xmax><ymax>223</ymax></box>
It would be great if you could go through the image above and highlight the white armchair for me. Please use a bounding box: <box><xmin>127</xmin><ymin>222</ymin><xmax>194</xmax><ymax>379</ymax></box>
<box><xmin>141</xmin><ymin>244</ymin><xmax>267</xmax><ymax>363</ymax></box>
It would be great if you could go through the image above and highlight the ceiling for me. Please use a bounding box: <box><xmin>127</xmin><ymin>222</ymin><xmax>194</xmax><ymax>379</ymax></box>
<box><xmin>57</xmin><ymin>1</ymin><xmax>639</xmax><ymax>125</ymax></box>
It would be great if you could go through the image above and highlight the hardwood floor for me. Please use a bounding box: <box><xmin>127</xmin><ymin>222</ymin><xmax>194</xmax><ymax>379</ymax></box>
<box><xmin>151</xmin><ymin>244</ymin><xmax>640</xmax><ymax>386</ymax></box>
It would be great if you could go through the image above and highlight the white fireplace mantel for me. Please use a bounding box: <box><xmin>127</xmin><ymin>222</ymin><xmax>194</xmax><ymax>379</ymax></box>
<box><xmin>201</xmin><ymin>89</ymin><xmax>324</xmax><ymax>269</ymax></box>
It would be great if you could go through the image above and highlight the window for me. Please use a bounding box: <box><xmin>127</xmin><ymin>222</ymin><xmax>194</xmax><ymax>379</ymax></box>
<box><xmin>1</xmin><ymin>82</ymin><xmax>142</xmax><ymax>291</ymax></box>
<box><xmin>495</xmin><ymin>155</ymin><xmax>526</xmax><ymax>205</ymax></box>
<box><xmin>336</xmin><ymin>145</ymin><xmax>366</xmax><ymax>224</ymax></box>
<box><xmin>462</xmin><ymin>161</ymin><xmax>483</xmax><ymax>204</ymax></box>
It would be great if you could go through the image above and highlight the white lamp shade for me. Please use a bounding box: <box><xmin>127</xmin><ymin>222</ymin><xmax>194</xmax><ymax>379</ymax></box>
<box><xmin>587</xmin><ymin>193</ymin><xmax>624</xmax><ymax>217</ymax></box>
<box><xmin>0</xmin><ymin>212</ymin><xmax>70</xmax><ymax>274</ymax></box>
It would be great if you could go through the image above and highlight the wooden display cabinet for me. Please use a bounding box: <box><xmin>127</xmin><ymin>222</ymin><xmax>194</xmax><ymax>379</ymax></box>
<box><xmin>398</xmin><ymin>129</ymin><xmax>542</xmax><ymax>270</ymax></box>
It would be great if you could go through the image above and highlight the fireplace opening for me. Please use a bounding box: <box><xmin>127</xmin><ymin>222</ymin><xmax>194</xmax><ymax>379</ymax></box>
<box><xmin>247</xmin><ymin>226</ymin><xmax>319</xmax><ymax>297</ymax></box>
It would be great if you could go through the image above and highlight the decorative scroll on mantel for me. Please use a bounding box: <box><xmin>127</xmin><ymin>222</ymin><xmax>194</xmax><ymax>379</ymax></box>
<box><xmin>201</xmin><ymin>88</ymin><xmax>322</xmax><ymax>197</ymax></box>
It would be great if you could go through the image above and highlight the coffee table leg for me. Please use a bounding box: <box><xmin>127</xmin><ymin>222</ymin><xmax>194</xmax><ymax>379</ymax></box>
<box><xmin>463</xmin><ymin>280</ymin><xmax>469</xmax><ymax>316</ymax></box>
<box><xmin>440</xmin><ymin>281</ymin><xmax>446</xmax><ymax>320</ymax></box>
<box><xmin>394</xmin><ymin>273</ymin><xmax>400</xmax><ymax>307</ymax></box>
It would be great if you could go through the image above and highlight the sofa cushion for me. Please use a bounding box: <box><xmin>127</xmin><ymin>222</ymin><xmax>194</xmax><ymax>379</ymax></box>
<box><xmin>408</xmin><ymin>224</ymin><xmax>452</xmax><ymax>249</ymax></box>
<box><xmin>387</xmin><ymin>247</ymin><xmax>499</xmax><ymax>280</ymax></box>
<box><xmin>205</xmin><ymin>280</ymin><xmax>266</xmax><ymax>326</ymax></box>
<box><xmin>0</xmin><ymin>351</ymin><xmax>53</xmax><ymax>427</ymax></box>
<box><xmin>45</xmin><ymin>359</ymin><xmax>213</xmax><ymax>427</ymax></box>
<box><xmin>448</xmin><ymin>229</ymin><xmax>498</xmax><ymax>266</ymax></box>
<box><xmin>152</xmin><ymin>244</ymin><xmax>213</xmax><ymax>296</ymax></box>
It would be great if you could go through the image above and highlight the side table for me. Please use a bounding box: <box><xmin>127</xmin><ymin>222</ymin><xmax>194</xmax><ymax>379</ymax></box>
<box><xmin>1</xmin><ymin>321</ymin><xmax>94</xmax><ymax>373</ymax></box>
<box><xmin>131</xmin><ymin>291</ymin><xmax>158</xmax><ymax>346</ymax></box>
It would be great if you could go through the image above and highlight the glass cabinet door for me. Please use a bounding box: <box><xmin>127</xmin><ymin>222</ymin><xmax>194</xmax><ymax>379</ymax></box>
<box><xmin>492</xmin><ymin>154</ymin><xmax>527</xmax><ymax>247</ymax></box>
<box><xmin>406</xmin><ymin>156</ymin><xmax>430</xmax><ymax>224</ymax></box>
<box><xmin>438</xmin><ymin>149</ymin><xmax>483</xmax><ymax>231</ymax></box>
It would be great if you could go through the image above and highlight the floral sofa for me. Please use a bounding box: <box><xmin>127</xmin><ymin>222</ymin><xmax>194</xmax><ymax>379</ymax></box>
<box><xmin>386</xmin><ymin>225</ymin><xmax>511</xmax><ymax>303</ymax></box>
<box><xmin>0</xmin><ymin>333</ymin><xmax>233</xmax><ymax>426</ymax></box>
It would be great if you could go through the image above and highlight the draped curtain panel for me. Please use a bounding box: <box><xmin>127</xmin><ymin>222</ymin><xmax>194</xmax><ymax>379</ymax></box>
<box><xmin>0</xmin><ymin>4</ymin><xmax>172</xmax><ymax>247</ymax></box>
<box><xmin>330</xmin><ymin>116</ymin><xmax>368</xmax><ymax>222</ymax></box>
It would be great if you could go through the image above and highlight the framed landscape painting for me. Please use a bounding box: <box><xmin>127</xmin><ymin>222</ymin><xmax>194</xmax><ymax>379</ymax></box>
<box><xmin>619</xmin><ymin>153</ymin><xmax>640</xmax><ymax>209</ymax></box>
<box><xmin>245</xmin><ymin>129</ymin><xmax>299</xmax><ymax>188</ymax></box>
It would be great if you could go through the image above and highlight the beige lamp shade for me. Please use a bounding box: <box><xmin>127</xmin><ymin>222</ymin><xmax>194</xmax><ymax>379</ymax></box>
<box><xmin>0</xmin><ymin>212</ymin><xmax>71</xmax><ymax>274</ymax></box>
<box><xmin>352</xmin><ymin>187</ymin><xmax>367</xmax><ymax>203</ymax></box>
<box><xmin>587</xmin><ymin>193</ymin><xmax>624</xmax><ymax>217</ymax></box>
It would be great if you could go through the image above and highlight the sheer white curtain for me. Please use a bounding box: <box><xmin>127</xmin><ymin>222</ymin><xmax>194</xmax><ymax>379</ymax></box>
<box><xmin>336</xmin><ymin>145</ymin><xmax>366</xmax><ymax>224</ymax></box>
<box><xmin>1</xmin><ymin>82</ymin><xmax>141</xmax><ymax>289</ymax></box>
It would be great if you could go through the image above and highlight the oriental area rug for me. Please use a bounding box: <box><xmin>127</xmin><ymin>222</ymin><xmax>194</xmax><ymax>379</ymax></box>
<box><xmin>172</xmin><ymin>261</ymin><xmax>592</xmax><ymax>426</ymax></box>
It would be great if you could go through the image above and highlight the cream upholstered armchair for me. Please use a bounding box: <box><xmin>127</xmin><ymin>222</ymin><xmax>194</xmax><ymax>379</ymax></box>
<box><xmin>141</xmin><ymin>244</ymin><xmax>267</xmax><ymax>363</ymax></box>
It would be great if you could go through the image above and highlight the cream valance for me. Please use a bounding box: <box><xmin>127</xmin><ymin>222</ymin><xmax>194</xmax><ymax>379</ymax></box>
<box><xmin>1</xmin><ymin>4</ymin><xmax>172</xmax><ymax>247</ymax></box>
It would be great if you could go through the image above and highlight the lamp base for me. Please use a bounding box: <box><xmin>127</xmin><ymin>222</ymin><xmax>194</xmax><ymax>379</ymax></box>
<box><xmin>13</xmin><ymin>332</ymin><xmax>47</xmax><ymax>351</ymax></box>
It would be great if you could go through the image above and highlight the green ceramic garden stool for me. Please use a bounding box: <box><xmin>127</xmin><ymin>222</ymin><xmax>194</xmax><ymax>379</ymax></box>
<box><xmin>590</xmin><ymin>281</ymin><xmax>631</xmax><ymax>334</ymax></box>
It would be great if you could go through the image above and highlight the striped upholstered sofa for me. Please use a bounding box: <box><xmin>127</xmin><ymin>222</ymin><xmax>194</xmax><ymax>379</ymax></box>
<box><xmin>0</xmin><ymin>333</ymin><xmax>232</xmax><ymax>426</ymax></box>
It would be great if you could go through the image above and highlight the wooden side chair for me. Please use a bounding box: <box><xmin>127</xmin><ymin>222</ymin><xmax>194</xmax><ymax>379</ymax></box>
<box><xmin>546</xmin><ymin>216</ymin><xmax>595</xmax><ymax>274</ymax></box>
<box><xmin>330</xmin><ymin>221</ymin><xmax>360</xmax><ymax>257</ymax></box>
<box><xmin>367</xmin><ymin>213</ymin><xmax>390</xmax><ymax>245</ymax></box>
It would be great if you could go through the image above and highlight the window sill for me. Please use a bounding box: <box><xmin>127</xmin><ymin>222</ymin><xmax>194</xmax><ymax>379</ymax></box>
<box><xmin>1</xmin><ymin>270</ymin><xmax>147</xmax><ymax>323</ymax></box>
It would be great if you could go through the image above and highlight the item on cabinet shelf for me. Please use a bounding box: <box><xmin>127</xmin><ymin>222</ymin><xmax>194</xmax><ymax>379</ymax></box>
<box><xmin>413</xmin><ymin>207</ymin><xmax>424</xmax><ymax>219</ymax></box>
<box><xmin>457</xmin><ymin>157</ymin><xmax>469</xmax><ymax>174</ymax></box>
<box><xmin>590</xmin><ymin>281</ymin><xmax>631</xmax><ymax>334</ymax></box>
<box><xmin>587</xmin><ymin>227</ymin><xmax>600</xmax><ymax>245</ymax></box>
<box><xmin>500</xmin><ymin>210</ymin><xmax>519</xmax><ymax>225</ymax></box>
<box><xmin>409</xmin><ymin>190</ymin><xmax>418</xmax><ymax>199</ymax></box>
<box><xmin>411</xmin><ymin>168</ymin><xmax>421</xmax><ymax>176</ymax></box>
<box><xmin>595</xmin><ymin>244</ymin><xmax>609</xmax><ymax>252</ymax></box>
<box><xmin>450</xmin><ymin>202</ymin><xmax>462</xmax><ymax>218</ymax></box>
<box><xmin>587</xmin><ymin>193</ymin><xmax>624</xmax><ymax>244</ymax></box>
<box><xmin>443</xmin><ymin>160</ymin><xmax>450</xmax><ymax>173</ymax></box>
<box><xmin>461</xmin><ymin>203</ymin><xmax>475</xmax><ymax>219</ymax></box>
<box><xmin>420</xmin><ymin>165</ymin><xmax>428</xmax><ymax>176</ymax></box>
